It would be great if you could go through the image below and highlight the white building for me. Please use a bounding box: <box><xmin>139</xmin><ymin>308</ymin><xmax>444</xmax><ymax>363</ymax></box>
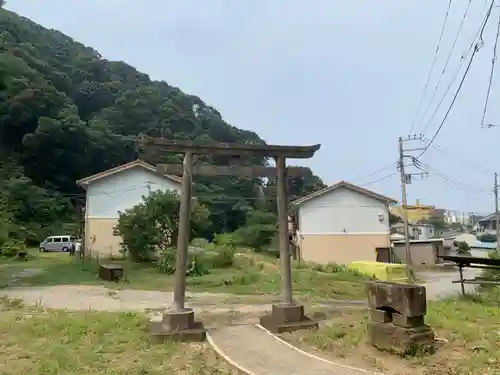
<box><xmin>77</xmin><ymin>160</ymin><xmax>182</xmax><ymax>258</ymax></box>
<box><xmin>290</xmin><ymin>181</ymin><xmax>397</xmax><ymax>264</ymax></box>
<box><xmin>392</xmin><ymin>223</ymin><xmax>438</xmax><ymax>241</ymax></box>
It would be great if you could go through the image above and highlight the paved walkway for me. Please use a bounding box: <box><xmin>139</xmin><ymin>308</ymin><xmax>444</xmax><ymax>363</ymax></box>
<box><xmin>208</xmin><ymin>324</ymin><xmax>378</xmax><ymax>375</ymax></box>
<box><xmin>206</xmin><ymin>269</ymin><xmax>482</xmax><ymax>375</ymax></box>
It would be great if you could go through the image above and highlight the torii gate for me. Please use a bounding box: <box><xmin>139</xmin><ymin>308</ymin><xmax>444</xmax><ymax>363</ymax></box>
<box><xmin>139</xmin><ymin>135</ymin><xmax>321</xmax><ymax>341</ymax></box>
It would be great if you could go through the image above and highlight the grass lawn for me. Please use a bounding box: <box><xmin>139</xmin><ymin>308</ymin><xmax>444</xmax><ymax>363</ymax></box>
<box><xmin>0</xmin><ymin>297</ymin><xmax>241</xmax><ymax>375</ymax></box>
<box><xmin>281</xmin><ymin>287</ymin><xmax>500</xmax><ymax>375</ymax></box>
<box><xmin>0</xmin><ymin>250</ymin><xmax>370</xmax><ymax>301</ymax></box>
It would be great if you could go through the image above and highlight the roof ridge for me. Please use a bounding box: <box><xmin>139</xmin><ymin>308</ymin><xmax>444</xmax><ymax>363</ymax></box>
<box><xmin>76</xmin><ymin>159</ymin><xmax>182</xmax><ymax>186</ymax></box>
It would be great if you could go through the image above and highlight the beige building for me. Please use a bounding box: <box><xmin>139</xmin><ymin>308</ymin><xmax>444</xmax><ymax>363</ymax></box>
<box><xmin>290</xmin><ymin>181</ymin><xmax>397</xmax><ymax>264</ymax></box>
<box><xmin>76</xmin><ymin>160</ymin><xmax>181</xmax><ymax>258</ymax></box>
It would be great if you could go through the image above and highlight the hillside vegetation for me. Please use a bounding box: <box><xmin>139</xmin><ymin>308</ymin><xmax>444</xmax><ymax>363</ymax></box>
<box><xmin>0</xmin><ymin>7</ymin><xmax>325</xmax><ymax>248</ymax></box>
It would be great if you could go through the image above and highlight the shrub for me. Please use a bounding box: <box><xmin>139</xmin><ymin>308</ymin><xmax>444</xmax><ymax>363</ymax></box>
<box><xmin>455</xmin><ymin>241</ymin><xmax>471</xmax><ymax>255</ymax></box>
<box><xmin>0</xmin><ymin>238</ymin><xmax>25</xmax><ymax>258</ymax></box>
<box><xmin>156</xmin><ymin>249</ymin><xmax>177</xmax><ymax>274</ymax></box>
<box><xmin>481</xmin><ymin>251</ymin><xmax>500</xmax><ymax>283</ymax></box>
<box><xmin>156</xmin><ymin>248</ymin><xmax>209</xmax><ymax>276</ymax></box>
<box><xmin>115</xmin><ymin>190</ymin><xmax>211</xmax><ymax>262</ymax></box>
<box><xmin>209</xmin><ymin>245</ymin><xmax>235</xmax><ymax>269</ymax></box>
<box><xmin>190</xmin><ymin>238</ymin><xmax>210</xmax><ymax>249</ymax></box>
<box><xmin>213</xmin><ymin>233</ymin><xmax>236</xmax><ymax>246</ymax></box>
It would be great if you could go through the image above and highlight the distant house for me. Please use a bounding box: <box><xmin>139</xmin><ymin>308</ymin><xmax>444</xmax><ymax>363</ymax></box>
<box><xmin>476</xmin><ymin>212</ymin><xmax>500</xmax><ymax>233</ymax></box>
<box><xmin>391</xmin><ymin>222</ymin><xmax>439</xmax><ymax>241</ymax></box>
<box><xmin>289</xmin><ymin>181</ymin><xmax>397</xmax><ymax>264</ymax></box>
<box><xmin>390</xmin><ymin>199</ymin><xmax>435</xmax><ymax>223</ymax></box>
<box><xmin>76</xmin><ymin>160</ymin><xmax>182</xmax><ymax>258</ymax></box>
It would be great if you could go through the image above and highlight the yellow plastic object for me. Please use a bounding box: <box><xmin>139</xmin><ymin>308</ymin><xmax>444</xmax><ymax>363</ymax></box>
<box><xmin>348</xmin><ymin>261</ymin><xmax>408</xmax><ymax>282</ymax></box>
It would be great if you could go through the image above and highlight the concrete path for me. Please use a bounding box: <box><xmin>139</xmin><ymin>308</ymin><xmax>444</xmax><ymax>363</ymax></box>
<box><xmin>208</xmin><ymin>324</ymin><xmax>379</xmax><ymax>375</ymax></box>
<box><xmin>418</xmin><ymin>268</ymin><xmax>481</xmax><ymax>300</ymax></box>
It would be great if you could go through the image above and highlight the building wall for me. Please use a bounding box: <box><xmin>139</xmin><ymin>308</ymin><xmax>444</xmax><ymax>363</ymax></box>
<box><xmin>300</xmin><ymin>233</ymin><xmax>388</xmax><ymax>264</ymax></box>
<box><xmin>85</xmin><ymin>218</ymin><xmax>121</xmax><ymax>257</ymax></box>
<box><xmin>297</xmin><ymin>187</ymin><xmax>390</xmax><ymax>264</ymax></box>
<box><xmin>84</xmin><ymin>167</ymin><xmax>181</xmax><ymax>257</ymax></box>
<box><xmin>86</xmin><ymin>167</ymin><xmax>181</xmax><ymax>219</ymax></box>
<box><xmin>392</xmin><ymin>242</ymin><xmax>441</xmax><ymax>265</ymax></box>
<box><xmin>298</xmin><ymin>187</ymin><xmax>389</xmax><ymax>235</ymax></box>
<box><xmin>411</xmin><ymin>225</ymin><xmax>435</xmax><ymax>240</ymax></box>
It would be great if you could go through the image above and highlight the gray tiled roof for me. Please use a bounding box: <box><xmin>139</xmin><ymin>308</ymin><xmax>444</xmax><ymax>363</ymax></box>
<box><xmin>478</xmin><ymin>213</ymin><xmax>499</xmax><ymax>222</ymax></box>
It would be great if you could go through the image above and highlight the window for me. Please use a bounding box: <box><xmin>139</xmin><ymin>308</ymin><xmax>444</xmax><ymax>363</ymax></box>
<box><xmin>53</xmin><ymin>238</ymin><xmax>62</xmax><ymax>243</ymax></box>
<box><xmin>62</xmin><ymin>237</ymin><xmax>69</xmax><ymax>242</ymax></box>
<box><xmin>45</xmin><ymin>238</ymin><xmax>53</xmax><ymax>243</ymax></box>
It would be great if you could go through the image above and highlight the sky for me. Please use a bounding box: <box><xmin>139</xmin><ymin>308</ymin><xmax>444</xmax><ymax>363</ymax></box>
<box><xmin>6</xmin><ymin>0</ymin><xmax>500</xmax><ymax>213</ymax></box>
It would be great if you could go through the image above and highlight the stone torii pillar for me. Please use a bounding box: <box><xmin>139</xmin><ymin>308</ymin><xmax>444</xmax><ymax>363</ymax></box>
<box><xmin>139</xmin><ymin>136</ymin><xmax>321</xmax><ymax>340</ymax></box>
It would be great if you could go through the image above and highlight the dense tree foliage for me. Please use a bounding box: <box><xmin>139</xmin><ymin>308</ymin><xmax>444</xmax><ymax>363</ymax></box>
<box><xmin>0</xmin><ymin>8</ymin><xmax>325</xmax><ymax>244</ymax></box>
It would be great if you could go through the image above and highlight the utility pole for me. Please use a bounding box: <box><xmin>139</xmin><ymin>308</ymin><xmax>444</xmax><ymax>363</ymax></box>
<box><xmin>398</xmin><ymin>137</ymin><xmax>412</xmax><ymax>277</ymax></box>
<box><xmin>398</xmin><ymin>134</ymin><xmax>428</xmax><ymax>281</ymax></box>
<box><xmin>495</xmin><ymin>172</ymin><xmax>499</xmax><ymax>250</ymax></box>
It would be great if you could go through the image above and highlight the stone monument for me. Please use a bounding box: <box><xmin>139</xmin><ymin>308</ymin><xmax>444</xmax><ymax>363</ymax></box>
<box><xmin>367</xmin><ymin>281</ymin><xmax>435</xmax><ymax>355</ymax></box>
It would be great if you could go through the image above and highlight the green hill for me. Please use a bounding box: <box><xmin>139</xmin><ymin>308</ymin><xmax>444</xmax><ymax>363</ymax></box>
<box><xmin>0</xmin><ymin>7</ymin><xmax>325</xmax><ymax>243</ymax></box>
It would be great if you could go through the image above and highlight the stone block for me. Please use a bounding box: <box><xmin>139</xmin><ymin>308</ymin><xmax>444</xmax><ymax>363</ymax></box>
<box><xmin>370</xmin><ymin>308</ymin><xmax>392</xmax><ymax>323</ymax></box>
<box><xmin>259</xmin><ymin>303</ymin><xmax>318</xmax><ymax>333</ymax></box>
<box><xmin>162</xmin><ymin>309</ymin><xmax>195</xmax><ymax>331</ymax></box>
<box><xmin>368</xmin><ymin>322</ymin><xmax>434</xmax><ymax>356</ymax></box>
<box><xmin>150</xmin><ymin>308</ymin><xmax>206</xmax><ymax>342</ymax></box>
<box><xmin>392</xmin><ymin>313</ymin><xmax>425</xmax><ymax>328</ymax></box>
<box><xmin>367</xmin><ymin>281</ymin><xmax>426</xmax><ymax>317</ymax></box>
<box><xmin>272</xmin><ymin>303</ymin><xmax>304</xmax><ymax>324</ymax></box>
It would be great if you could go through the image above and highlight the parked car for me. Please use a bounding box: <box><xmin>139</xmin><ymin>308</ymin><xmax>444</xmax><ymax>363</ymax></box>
<box><xmin>39</xmin><ymin>235</ymin><xmax>74</xmax><ymax>252</ymax></box>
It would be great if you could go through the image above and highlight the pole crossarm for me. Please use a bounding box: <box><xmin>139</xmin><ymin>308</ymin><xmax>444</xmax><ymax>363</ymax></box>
<box><xmin>137</xmin><ymin>135</ymin><xmax>321</xmax><ymax>159</ymax></box>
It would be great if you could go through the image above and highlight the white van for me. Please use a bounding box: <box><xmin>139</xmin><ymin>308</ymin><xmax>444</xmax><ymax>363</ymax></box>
<box><xmin>39</xmin><ymin>235</ymin><xmax>73</xmax><ymax>252</ymax></box>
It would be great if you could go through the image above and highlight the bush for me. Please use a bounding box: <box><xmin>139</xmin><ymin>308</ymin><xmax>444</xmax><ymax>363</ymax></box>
<box><xmin>190</xmin><ymin>238</ymin><xmax>210</xmax><ymax>249</ymax></box>
<box><xmin>455</xmin><ymin>241</ymin><xmax>471</xmax><ymax>255</ymax></box>
<box><xmin>212</xmin><ymin>233</ymin><xmax>236</xmax><ymax>247</ymax></box>
<box><xmin>156</xmin><ymin>249</ymin><xmax>177</xmax><ymax>274</ymax></box>
<box><xmin>481</xmin><ymin>251</ymin><xmax>500</xmax><ymax>283</ymax></box>
<box><xmin>209</xmin><ymin>245</ymin><xmax>235</xmax><ymax>269</ymax></box>
<box><xmin>230</xmin><ymin>209</ymin><xmax>277</xmax><ymax>251</ymax></box>
<box><xmin>156</xmin><ymin>248</ymin><xmax>209</xmax><ymax>276</ymax></box>
<box><xmin>0</xmin><ymin>238</ymin><xmax>25</xmax><ymax>258</ymax></box>
<box><xmin>115</xmin><ymin>190</ymin><xmax>211</xmax><ymax>262</ymax></box>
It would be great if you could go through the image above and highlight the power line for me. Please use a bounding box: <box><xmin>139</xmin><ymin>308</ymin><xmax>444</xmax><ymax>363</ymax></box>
<box><xmin>360</xmin><ymin>172</ymin><xmax>397</xmax><ymax>187</ymax></box>
<box><xmin>409</xmin><ymin>0</ymin><xmax>453</xmax><ymax>135</ymax></box>
<box><xmin>480</xmin><ymin>1</ymin><xmax>500</xmax><ymax>127</ymax></box>
<box><xmin>416</xmin><ymin>20</ymin><xmax>490</xmax><ymax>159</ymax></box>
<box><xmin>350</xmin><ymin>162</ymin><xmax>397</xmax><ymax>184</ymax></box>
<box><xmin>418</xmin><ymin>0</ymin><xmax>494</xmax><ymax>145</ymax></box>
<box><xmin>414</xmin><ymin>159</ymin><xmax>492</xmax><ymax>194</ymax></box>
<box><xmin>427</xmin><ymin>142</ymin><xmax>494</xmax><ymax>174</ymax></box>
<box><xmin>419</xmin><ymin>0</ymin><xmax>473</xmax><ymax>135</ymax></box>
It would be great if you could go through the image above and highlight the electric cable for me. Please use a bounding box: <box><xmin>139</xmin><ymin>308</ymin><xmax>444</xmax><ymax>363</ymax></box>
<box><xmin>480</xmin><ymin>1</ymin><xmax>500</xmax><ymax>127</ymax></box>
<box><xmin>419</xmin><ymin>0</ymin><xmax>473</xmax><ymax>135</ymax></box>
<box><xmin>409</xmin><ymin>0</ymin><xmax>453</xmax><ymax>135</ymax></box>
<box><xmin>418</xmin><ymin>0</ymin><xmax>494</xmax><ymax>147</ymax></box>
